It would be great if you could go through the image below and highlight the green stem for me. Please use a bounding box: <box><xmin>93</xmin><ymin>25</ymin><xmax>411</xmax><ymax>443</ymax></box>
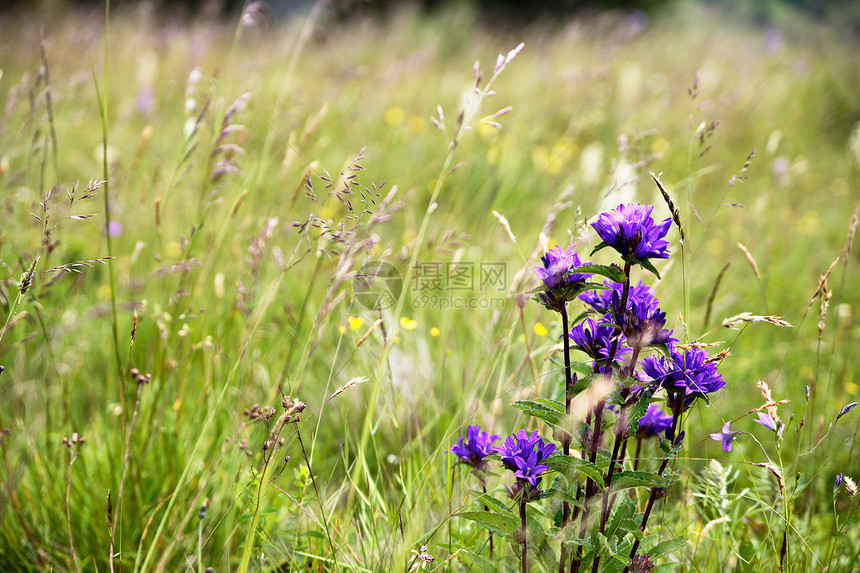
<box><xmin>94</xmin><ymin>0</ymin><xmax>126</xmax><ymax>420</ymax></box>
<box><xmin>296</xmin><ymin>423</ymin><xmax>340</xmax><ymax>570</ymax></box>
<box><xmin>237</xmin><ymin>442</ymin><xmax>278</xmax><ymax>573</ymax></box>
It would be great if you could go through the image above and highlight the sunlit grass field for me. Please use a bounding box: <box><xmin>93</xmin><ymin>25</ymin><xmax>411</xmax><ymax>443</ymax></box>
<box><xmin>1</xmin><ymin>1</ymin><xmax>859</xmax><ymax>571</ymax></box>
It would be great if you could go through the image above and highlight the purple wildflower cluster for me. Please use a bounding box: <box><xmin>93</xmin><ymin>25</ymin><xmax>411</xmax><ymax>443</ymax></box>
<box><xmin>579</xmin><ymin>279</ymin><xmax>653</xmax><ymax>315</ymax></box>
<box><xmin>637</xmin><ymin>404</ymin><xmax>673</xmax><ymax>438</ymax></box>
<box><xmin>530</xmin><ymin>203</ymin><xmax>726</xmax><ymax>408</ymax></box>
<box><xmin>533</xmin><ymin>245</ymin><xmax>592</xmax><ymax>310</ymax></box>
<box><xmin>640</xmin><ymin>345</ymin><xmax>725</xmax><ymax>409</ymax></box>
<box><xmin>610</xmin><ymin>290</ymin><xmax>676</xmax><ymax>351</ymax></box>
<box><xmin>449</xmin><ymin>201</ymin><xmax>738</xmax><ymax>571</ymax></box>
<box><xmin>567</xmin><ymin>318</ymin><xmax>630</xmax><ymax>373</ymax></box>
<box><xmin>451</xmin><ymin>427</ymin><xmax>556</xmax><ymax>495</ymax></box>
<box><xmin>449</xmin><ymin>425</ymin><xmax>499</xmax><ymax>472</ymax></box>
<box><xmin>495</xmin><ymin>429</ymin><xmax>556</xmax><ymax>488</ymax></box>
<box><xmin>591</xmin><ymin>203</ymin><xmax>671</xmax><ymax>262</ymax></box>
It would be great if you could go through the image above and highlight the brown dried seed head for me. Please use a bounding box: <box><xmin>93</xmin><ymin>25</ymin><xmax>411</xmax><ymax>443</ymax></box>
<box><xmin>845</xmin><ymin>476</ymin><xmax>858</xmax><ymax>498</ymax></box>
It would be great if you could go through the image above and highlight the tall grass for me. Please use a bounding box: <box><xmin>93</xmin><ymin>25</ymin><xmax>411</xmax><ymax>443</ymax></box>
<box><xmin>0</xmin><ymin>1</ymin><xmax>858</xmax><ymax>571</ymax></box>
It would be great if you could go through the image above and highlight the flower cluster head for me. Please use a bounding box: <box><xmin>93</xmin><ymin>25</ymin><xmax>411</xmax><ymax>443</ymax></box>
<box><xmin>495</xmin><ymin>429</ymin><xmax>556</xmax><ymax>489</ymax></box>
<box><xmin>568</xmin><ymin>318</ymin><xmax>630</xmax><ymax>373</ymax></box>
<box><xmin>534</xmin><ymin>245</ymin><xmax>592</xmax><ymax>310</ymax></box>
<box><xmin>592</xmin><ymin>203</ymin><xmax>671</xmax><ymax>263</ymax></box>
<box><xmin>641</xmin><ymin>343</ymin><xmax>725</xmax><ymax>408</ymax></box>
<box><xmin>579</xmin><ymin>280</ymin><xmax>674</xmax><ymax>352</ymax></box>
<box><xmin>637</xmin><ymin>404</ymin><xmax>673</xmax><ymax>438</ymax></box>
<box><xmin>450</xmin><ymin>425</ymin><xmax>499</xmax><ymax>472</ymax></box>
<box><xmin>579</xmin><ymin>279</ymin><xmax>652</xmax><ymax>315</ymax></box>
<box><xmin>609</xmin><ymin>289</ymin><xmax>676</xmax><ymax>351</ymax></box>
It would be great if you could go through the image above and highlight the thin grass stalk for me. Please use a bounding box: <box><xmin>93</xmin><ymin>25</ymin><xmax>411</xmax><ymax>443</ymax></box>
<box><xmin>39</xmin><ymin>33</ymin><xmax>60</xmax><ymax>185</ymax></box>
<box><xmin>197</xmin><ymin>504</ymin><xmax>205</xmax><ymax>573</ymax></box>
<box><xmin>295</xmin><ymin>421</ymin><xmax>340</xmax><ymax>570</ymax></box>
<box><xmin>66</xmin><ymin>450</ymin><xmax>81</xmax><ymax>573</ymax></box>
<box><xmin>346</xmin><ymin>46</ymin><xmax>523</xmax><ymax>516</ymax></box>
<box><xmin>139</xmin><ymin>271</ymin><xmax>287</xmax><ymax>573</ymax></box>
<box><xmin>248</xmin><ymin>0</ymin><xmax>323</xmax><ymax>196</ymax></box>
<box><xmin>33</xmin><ymin>306</ymin><xmax>63</xmax><ymax>438</ymax></box>
<box><xmin>110</xmin><ymin>375</ymin><xmax>144</xmax><ymax>573</ymax></box>
<box><xmin>597</xmin><ymin>344</ymin><xmax>642</xmax><ymax>541</ymax></box>
<box><xmin>237</xmin><ymin>434</ymin><xmax>280</xmax><ymax>572</ymax></box>
<box><xmin>92</xmin><ymin>15</ymin><xmax>126</xmax><ymax>426</ymax></box>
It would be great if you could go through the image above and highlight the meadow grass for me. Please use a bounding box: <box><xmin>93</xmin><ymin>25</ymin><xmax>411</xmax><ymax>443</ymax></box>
<box><xmin>0</xmin><ymin>1</ymin><xmax>859</xmax><ymax>571</ymax></box>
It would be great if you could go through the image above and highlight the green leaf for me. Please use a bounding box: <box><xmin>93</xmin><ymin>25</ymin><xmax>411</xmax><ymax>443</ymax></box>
<box><xmin>596</xmin><ymin>531</ymin><xmax>618</xmax><ymax>557</ymax></box>
<box><xmin>590</xmin><ymin>241</ymin><xmax>611</xmax><ymax>257</ymax></box>
<box><xmin>647</xmin><ymin>536</ymin><xmax>688</xmax><ymax>560</ymax></box>
<box><xmin>511</xmin><ymin>399</ymin><xmax>565</xmax><ymax>426</ymax></box>
<box><xmin>525</xmin><ymin>512</ymin><xmax>547</xmax><ymax>546</ymax></box>
<box><xmin>605</xmin><ymin>497</ymin><xmax>637</xmax><ymax>539</ymax></box>
<box><xmin>635</xmin><ymin>257</ymin><xmax>662</xmax><ymax>280</ymax></box>
<box><xmin>471</xmin><ymin>492</ymin><xmax>516</xmax><ymax>516</ymax></box>
<box><xmin>546</xmin><ymin>456</ymin><xmax>605</xmax><ymax>488</ymax></box>
<box><xmin>611</xmin><ymin>470</ymin><xmax>679</xmax><ymax>491</ymax></box>
<box><xmin>543</xmin><ymin>487</ymin><xmax>584</xmax><ymax>512</ymax></box>
<box><xmin>457</xmin><ymin>511</ymin><xmax>519</xmax><ymax>538</ymax></box>
<box><xmin>534</xmin><ymin>537</ymin><xmax>560</xmax><ymax>572</ymax></box>
<box><xmin>601</xmin><ymin>552</ymin><xmax>631</xmax><ymax>573</ymax></box>
<box><xmin>458</xmin><ymin>549</ymin><xmax>502</xmax><ymax>572</ymax></box>
<box><xmin>568</xmin><ymin>310</ymin><xmax>593</xmax><ymax>327</ymax></box>
<box><xmin>571</xmin><ymin>263</ymin><xmax>627</xmax><ymax>283</ymax></box>
<box><xmin>626</xmin><ymin>390</ymin><xmax>654</xmax><ymax>437</ymax></box>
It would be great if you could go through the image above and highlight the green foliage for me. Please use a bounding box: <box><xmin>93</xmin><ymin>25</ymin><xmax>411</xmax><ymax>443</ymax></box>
<box><xmin>512</xmin><ymin>398</ymin><xmax>566</xmax><ymax>426</ymax></box>
<box><xmin>0</xmin><ymin>1</ymin><xmax>859</xmax><ymax>571</ymax></box>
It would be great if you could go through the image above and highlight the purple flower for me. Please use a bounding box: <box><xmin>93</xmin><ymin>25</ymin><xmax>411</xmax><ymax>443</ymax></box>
<box><xmin>495</xmin><ymin>429</ymin><xmax>556</xmax><ymax>488</ymax></box>
<box><xmin>838</xmin><ymin>402</ymin><xmax>859</xmax><ymax>419</ymax></box>
<box><xmin>578</xmin><ymin>280</ymin><xmax>615</xmax><ymax>314</ymax></box>
<box><xmin>609</xmin><ymin>289</ymin><xmax>676</xmax><ymax>351</ymax></box>
<box><xmin>629</xmin><ymin>553</ymin><xmax>655</xmax><ymax>573</ymax></box>
<box><xmin>753</xmin><ymin>412</ymin><xmax>777</xmax><ymax>432</ymax></box>
<box><xmin>591</xmin><ymin>203</ymin><xmax>671</xmax><ymax>261</ymax></box>
<box><xmin>638</xmin><ymin>404</ymin><xmax>673</xmax><ymax>438</ymax></box>
<box><xmin>104</xmin><ymin>220</ymin><xmax>122</xmax><ymax>237</ymax></box>
<box><xmin>567</xmin><ymin>318</ymin><xmax>630</xmax><ymax>373</ymax></box>
<box><xmin>579</xmin><ymin>279</ymin><xmax>653</xmax><ymax>315</ymax></box>
<box><xmin>535</xmin><ymin>245</ymin><xmax>589</xmax><ymax>289</ymax></box>
<box><xmin>450</xmin><ymin>425</ymin><xmax>499</xmax><ymax>471</ymax></box>
<box><xmin>534</xmin><ymin>245</ymin><xmax>593</xmax><ymax>310</ymax></box>
<box><xmin>641</xmin><ymin>344</ymin><xmax>725</xmax><ymax>409</ymax></box>
<box><xmin>709</xmin><ymin>421</ymin><xmax>741</xmax><ymax>452</ymax></box>
<box><xmin>835</xmin><ymin>474</ymin><xmax>843</xmax><ymax>491</ymax></box>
